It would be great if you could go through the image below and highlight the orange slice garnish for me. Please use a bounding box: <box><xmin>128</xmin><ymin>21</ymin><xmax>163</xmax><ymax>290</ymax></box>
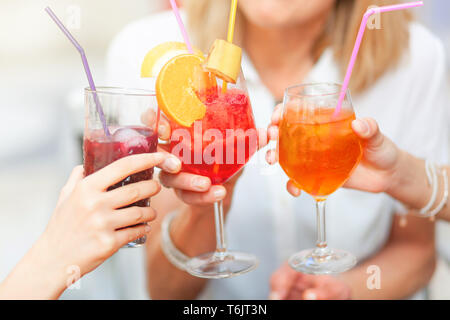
<box><xmin>141</xmin><ymin>41</ymin><xmax>203</xmax><ymax>78</ymax></box>
<box><xmin>156</xmin><ymin>54</ymin><xmax>216</xmax><ymax>127</ymax></box>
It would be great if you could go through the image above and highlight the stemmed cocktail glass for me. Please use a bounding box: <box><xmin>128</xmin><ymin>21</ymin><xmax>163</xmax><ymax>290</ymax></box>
<box><xmin>168</xmin><ymin>71</ymin><xmax>259</xmax><ymax>279</ymax></box>
<box><xmin>278</xmin><ymin>83</ymin><xmax>363</xmax><ymax>274</ymax></box>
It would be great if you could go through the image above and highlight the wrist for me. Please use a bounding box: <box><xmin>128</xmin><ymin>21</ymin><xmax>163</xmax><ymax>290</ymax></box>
<box><xmin>387</xmin><ymin>152</ymin><xmax>432</xmax><ymax>210</ymax></box>
<box><xmin>170</xmin><ymin>206</ymin><xmax>216</xmax><ymax>256</ymax></box>
<box><xmin>385</xmin><ymin>150</ymin><xmax>408</xmax><ymax>196</ymax></box>
<box><xmin>1</xmin><ymin>235</ymin><xmax>69</xmax><ymax>299</ymax></box>
<box><xmin>31</xmin><ymin>235</ymin><xmax>72</xmax><ymax>297</ymax></box>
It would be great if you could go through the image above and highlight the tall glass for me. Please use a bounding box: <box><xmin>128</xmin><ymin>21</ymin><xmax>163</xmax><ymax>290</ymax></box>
<box><xmin>168</xmin><ymin>71</ymin><xmax>259</xmax><ymax>279</ymax></box>
<box><xmin>83</xmin><ymin>87</ymin><xmax>158</xmax><ymax>248</ymax></box>
<box><xmin>278</xmin><ymin>83</ymin><xmax>363</xmax><ymax>274</ymax></box>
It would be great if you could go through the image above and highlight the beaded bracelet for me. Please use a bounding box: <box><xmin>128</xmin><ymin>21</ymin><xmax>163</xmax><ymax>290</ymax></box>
<box><xmin>419</xmin><ymin>160</ymin><xmax>439</xmax><ymax>215</ymax></box>
<box><xmin>418</xmin><ymin>161</ymin><xmax>449</xmax><ymax>218</ymax></box>
<box><xmin>423</xmin><ymin>168</ymin><xmax>448</xmax><ymax>218</ymax></box>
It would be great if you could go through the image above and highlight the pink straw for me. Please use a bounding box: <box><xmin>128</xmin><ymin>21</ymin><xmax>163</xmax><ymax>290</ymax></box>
<box><xmin>333</xmin><ymin>1</ymin><xmax>424</xmax><ymax>117</ymax></box>
<box><xmin>169</xmin><ymin>0</ymin><xmax>194</xmax><ymax>54</ymax></box>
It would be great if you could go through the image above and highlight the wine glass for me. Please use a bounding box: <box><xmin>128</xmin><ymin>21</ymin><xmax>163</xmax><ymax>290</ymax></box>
<box><xmin>168</xmin><ymin>70</ymin><xmax>259</xmax><ymax>279</ymax></box>
<box><xmin>278</xmin><ymin>83</ymin><xmax>363</xmax><ymax>274</ymax></box>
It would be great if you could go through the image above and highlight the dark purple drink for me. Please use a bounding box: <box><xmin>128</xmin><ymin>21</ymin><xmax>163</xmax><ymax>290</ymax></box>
<box><xmin>83</xmin><ymin>126</ymin><xmax>158</xmax><ymax>246</ymax></box>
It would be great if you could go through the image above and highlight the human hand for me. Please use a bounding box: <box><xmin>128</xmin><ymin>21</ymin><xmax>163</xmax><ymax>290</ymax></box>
<box><xmin>269</xmin><ymin>263</ymin><xmax>351</xmax><ymax>300</ymax></box>
<box><xmin>40</xmin><ymin>152</ymin><xmax>180</xmax><ymax>277</ymax></box>
<box><xmin>343</xmin><ymin>118</ymin><xmax>401</xmax><ymax>192</ymax></box>
<box><xmin>266</xmin><ymin>106</ymin><xmax>401</xmax><ymax>196</ymax></box>
<box><xmin>141</xmin><ymin>109</ymin><xmax>268</xmax><ymax>213</ymax></box>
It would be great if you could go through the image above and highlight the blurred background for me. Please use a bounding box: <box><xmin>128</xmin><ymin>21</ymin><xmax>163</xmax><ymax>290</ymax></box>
<box><xmin>0</xmin><ymin>0</ymin><xmax>449</xmax><ymax>299</ymax></box>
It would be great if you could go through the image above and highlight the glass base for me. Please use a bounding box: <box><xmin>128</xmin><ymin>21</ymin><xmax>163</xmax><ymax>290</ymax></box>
<box><xmin>288</xmin><ymin>247</ymin><xmax>356</xmax><ymax>274</ymax></box>
<box><xmin>185</xmin><ymin>251</ymin><xmax>259</xmax><ymax>279</ymax></box>
<box><xmin>122</xmin><ymin>235</ymin><xmax>147</xmax><ymax>248</ymax></box>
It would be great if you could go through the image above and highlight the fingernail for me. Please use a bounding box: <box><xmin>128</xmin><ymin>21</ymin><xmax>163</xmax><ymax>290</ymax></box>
<box><xmin>213</xmin><ymin>188</ymin><xmax>226</xmax><ymax>200</ymax></box>
<box><xmin>268</xmin><ymin>126</ymin><xmax>278</xmax><ymax>140</ymax></box>
<box><xmin>192</xmin><ymin>177</ymin><xmax>209</xmax><ymax>190</ymax></box>
<box><xmin>266</xmin><ymin>150</ymin><xmax>274</xmax><ymax>164</ymax></box>
<box><xmin>268</xmin><ymin>292</ymin><xmax>281</xmax><ymax>300</ymax></box>
<box><xmin>144</xmin><ymin>224</ymin><xmax>151</xmax><ymax>233</ymax></box>
<box><xmin>158</xmin><ymin>125</ymin><xmax>167</xmax><ymax>137</ymax></box>
<box><xmin>303</xmin><ymin>291</ymin><xmax>317</xmax><ymax>300</ymax></box>
<box><xmin>353</xmin><ymin>119</ymin><xmax>369</xmax><ymax>136</ymax></box>
<box><xmin>163</xmin><ymin>156</ymin><xmax>180</xmax><ymax>172</ymax></box>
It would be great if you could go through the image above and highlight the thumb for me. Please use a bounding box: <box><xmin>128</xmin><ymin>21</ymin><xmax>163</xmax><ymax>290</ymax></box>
<box><xmin>57</xmin><ymin>165</ymin><xmax>84</xmax><ymax>206</ymax></box>
<box><xmin>352</xmin><ymin>118</ymin><xmax>399</xmax><ymax>171</ymax></box>
<box><xmin>352</xmin><ymin>118</ymin><xmax>384</xmax><ymax>151</ymax></box>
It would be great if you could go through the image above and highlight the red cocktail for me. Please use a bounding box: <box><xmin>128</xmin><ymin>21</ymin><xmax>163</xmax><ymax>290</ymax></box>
<box><xmin>169</xmin><ymin>88</ymin><xmax>257</xmax><ymax>185</ymax></box>
<box><xmin>166</xmin><ymin>75</ymin><xmax>259</xmax><ymax>278</ymax></box>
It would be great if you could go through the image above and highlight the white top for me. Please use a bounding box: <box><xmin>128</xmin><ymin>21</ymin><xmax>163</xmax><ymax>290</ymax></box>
<box><xmin>63</xmin><ymin>10</ymin><xmax>449</xmax><ymax>300</ymax></box>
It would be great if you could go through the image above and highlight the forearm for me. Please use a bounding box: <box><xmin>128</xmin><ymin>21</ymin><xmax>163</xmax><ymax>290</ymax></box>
<box><xmin>388</xmin><ymin>151</ymin><xmax>432</xmax><ymax>210</ymax></box>
<box><xmin>147</xmin><ymin>205</ymin><xmax>218</xmax><ymax>299</ymax></box>
<box><xmin>388</xmin><ymin>151</ymin><xmax>449</xmax><ymax>220</ymax></box>
<box><xmin>339</xmin><ymin>217</ymin><xmax>436</xmax><ymax>299</ymax></box>
<box><xmin>0</xmin><ymin>237</ymin><xmax>67</xmax><ymax>300</ymax></box>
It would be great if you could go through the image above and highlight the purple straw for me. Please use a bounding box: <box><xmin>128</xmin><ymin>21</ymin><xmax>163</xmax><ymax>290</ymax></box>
<box><xmin>333</xmin><ymin>1</ymin><xmax>424</xmax><ymax>117</ymax></box>
<box><xmin>45</xmin><ymin>6</ymin><xmax>111</xmax><ymax>137</ymax></box>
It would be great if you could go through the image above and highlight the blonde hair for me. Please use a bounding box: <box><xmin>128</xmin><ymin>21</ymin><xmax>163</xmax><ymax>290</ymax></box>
<box><xmin>185</xmin><ymin>0</ymin><xmax>412</xmax><ymax>94</ymax></box>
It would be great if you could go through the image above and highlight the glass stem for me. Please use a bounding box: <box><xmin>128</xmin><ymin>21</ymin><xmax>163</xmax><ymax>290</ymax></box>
<box><xmin>213</xmin><ymin>199</ymin><xmax>227</xmax><ymax>259</ymax></box>
<box><xmin>314</xmin><ymin>199</ymin><xmax>330</xmax><ymax>257</ymax></box>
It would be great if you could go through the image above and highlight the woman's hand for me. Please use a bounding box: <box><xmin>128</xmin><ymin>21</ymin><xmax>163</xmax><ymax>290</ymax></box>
<box><xmin>43</xmin><ymin>153</ymin><xmax>181</xmax><ymax>275</ymax></box>
<box><xmin>142</xmin><ymin>109</ymin><xmax>268</xmax><ymax>212</ymax></box>
<box><xmin>141</xmin><ymin>109</ymin><xmax>230</xmax><ymax>210</ymax></box>
<box><xmin>269</xmin><ymin>263</ymin><xmax>351</xmax><ymax>300</ymax></box>
<box><xmin>344</xmin><ymin>118</ymin><xmax>401</xmax><ymax>193</ymax></box>
<box><xmin>266</xmin><ymin>104</ymin><xmax>302</xmax><ymax>196</ymax></box>
<box><xmin>266</xmin><ymin>104</ymin><xmax>401</xmax><ymax>197</ymax></box>
<box><xmin>0</xmin><ymin>152</ymin><xmax>181</xmax><ymax>299</ymax></box>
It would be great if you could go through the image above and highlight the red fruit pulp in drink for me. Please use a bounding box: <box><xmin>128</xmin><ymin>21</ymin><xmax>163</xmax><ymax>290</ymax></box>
<box><xmin>169</xmin><ymin>88</ymin><xmax>257</xmax><ymax>185</ymax></box>
<box><xmin>84</xmin><ymin>127</ymin><xmax>158</xmax><ymax>206</ymax></box>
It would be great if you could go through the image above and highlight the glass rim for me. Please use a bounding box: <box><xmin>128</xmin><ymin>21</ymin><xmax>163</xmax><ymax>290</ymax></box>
<box><xmin>284</xmin><ymin>82</ymin><xmax>349</xmax><ymax>98</ymax></box>
<box><xmin>84</xmin><ymin>86</ymin><xmax>156</xmax><ymax>97</ymax></box>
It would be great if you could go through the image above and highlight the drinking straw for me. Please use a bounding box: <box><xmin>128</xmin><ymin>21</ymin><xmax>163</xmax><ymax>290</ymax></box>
<box><xmin>227</xmin><ymin>0</ymin><xmax>238</xmax><ymax>43</ymax></box>
<box><xmin>45</xmin><ymin>7</ymin><xmax>110</xmax><ymax>137</ymax></box>
<box><xmin>169</xmin><ymin>0</ymin><xmax>194</xmax><ymax>54</ymax></box>
<box><xmin>333</xmin><ymin>1</ymin><xmax>424</xmax><ymax>117</ymax></box>
<box><xmin>222</xmin><ymin>0</ymin><xmax>239</xmax><ymax>92</ymax></box>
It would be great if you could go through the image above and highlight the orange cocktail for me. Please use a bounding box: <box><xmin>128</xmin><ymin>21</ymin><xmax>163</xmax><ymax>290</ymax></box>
<box><xmin>278</xmin><ymin>83</ymin><xmax>362</xmax><ymax>275</ymax></box>
<box><xmin>279</xmin><ymin>108</ymin><xmax>362</xmax><ymax>199</ymax></box>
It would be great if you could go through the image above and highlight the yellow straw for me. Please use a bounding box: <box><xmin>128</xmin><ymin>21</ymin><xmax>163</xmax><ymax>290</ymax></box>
<box><xmin>222</xmin><ymin>0</ymin><xmax>238</xmax><ymax>93</ymax></box>
<box><xmin>227</xmin><ymin>0</ymin><xmax>238</xmax><ymax>43</ymax></box>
